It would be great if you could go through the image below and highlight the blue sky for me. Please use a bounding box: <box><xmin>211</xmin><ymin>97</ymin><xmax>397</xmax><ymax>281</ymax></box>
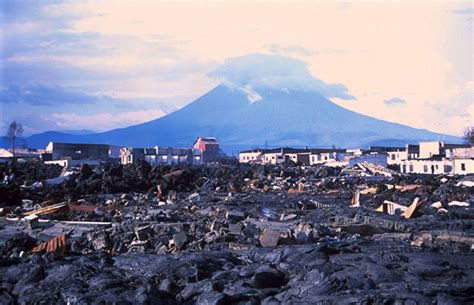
<box><xmin>1</xmin><ymin>0</ymin><xmax>472</xmax><ymax>136</ymax></box>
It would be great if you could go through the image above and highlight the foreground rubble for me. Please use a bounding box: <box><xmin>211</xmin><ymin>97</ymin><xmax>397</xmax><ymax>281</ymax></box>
<box><xmin>0</xmin><ymin>162</ymin><xmax>473</xmax><ymax>304</ymax></box>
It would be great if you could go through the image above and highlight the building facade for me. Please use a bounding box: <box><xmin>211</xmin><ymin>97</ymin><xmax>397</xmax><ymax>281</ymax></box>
<box><xmin>193</xmin><ymin>137</ymin><xmax>220</xmax><ymax>162</ymax></box>
<box><xmin>45</xmin><ymin>142</ymin><xmax>110</xmax><ymax>161</ymax></box>
<box><xmin>120</xmin><ymin>146</ymin><xmax>202</xmax><ymax>166</ymax></box>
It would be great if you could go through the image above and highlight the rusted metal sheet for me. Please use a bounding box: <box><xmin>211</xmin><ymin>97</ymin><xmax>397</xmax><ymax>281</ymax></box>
<box><xmin>68</xmin><ymin>204</ymin><xmax>97</xmax><ymax>212</ymax></box>
<box><xmin>32</xmin><ymin>235</ymin><xmax>67</xmax><ymax>256</ymax></box>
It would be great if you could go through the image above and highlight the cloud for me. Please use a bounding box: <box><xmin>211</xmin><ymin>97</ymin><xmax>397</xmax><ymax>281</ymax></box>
<box><xmin>384</xmin><ymin>97</ymin><xmax>407</xmax><ymax>106</ymax></box>
<box><xmin>0</xmin><ymin>85</ymin><xmax>110</xmax><ymax>105</ymax></box>
<box><xmin>207</xmin><ymin>53</ymin><xmax>355</xmax><ymax>100</ymax></box>
<box><xmin>264</xmin><ymin>43</ymin><xmax>319</xmax><ymax>56</ymax></box>
<box><xmin>49</xmin><ymin>109</ymin><xmax>168</xmax><ymax>131</ymax></box>
<box><xmin>451</xmin><ymin>8</ymin><xmax>474</xmax><ymax>15</ymax></box>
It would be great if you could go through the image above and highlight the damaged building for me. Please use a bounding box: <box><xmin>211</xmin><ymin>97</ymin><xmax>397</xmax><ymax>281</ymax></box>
<box><xmin>239</xmin><ymin>141</ymin><xmax>473</xmax><ymax>175</ymax></box>
<box><xmin>120</xmin><ymin>146</ymin><xmax>202</xmax><ymax>166</ymax></box>
<box><xmin>400</xmin><ymin>142</ymin><xmax>473</xmax><ymax>175</ymax></box>
<box><xmin>239</xmin><ymin>147</ymin><xmax>348</xmax><ymax>165</ymax></box>
<box><xmin>44</xmin><ymin>142</ymin><xmax>111</xmax><ymax>167</ymax></box>
<box><xmin>0</xmin><ymin>148</ymin><xmax>47</xmax><ymax>163</ymax></box>
<box><xmin>193</xmin><ymin>137</ymin><xmax>221</xmax><ymax>162</ymax></box>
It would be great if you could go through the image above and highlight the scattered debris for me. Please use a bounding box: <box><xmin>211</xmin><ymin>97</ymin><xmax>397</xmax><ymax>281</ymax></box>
<box><xmin>448</xmin><ymin>201</ymin><xmax>470</xmax><ymax>207</ymax></box>
<box><xmin>259</xmin><ymin>228</ymin><xmax>281</xmax><ymax>247</ymax></box>
<box><xmin>351</xmin><ymin>189</ymin><xmax>360</xmax><ymax>207</ymax></box>
<box><xmin>0</xmin><ymin>161</ymin><xmax>473</xmax><ymax>303</ymax></box>
<box><xmin>23</xmin><ymin>202</ymin><xmax>68</xmax><ymax>216</ymax></box>
<box><xmin>32</xmin><ymin>235</ymin><xmax>67</xmax><ymax>256</ymax></box>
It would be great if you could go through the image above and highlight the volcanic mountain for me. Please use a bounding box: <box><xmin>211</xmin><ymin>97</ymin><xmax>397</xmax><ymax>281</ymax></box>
<box><xmin>24</xmin><ymin>54</ymin><xmax>462</xmax><ymax>151</ymax></box>
<box><xmin>26</xmin><ymin>84</ymin><xmax>460</xmax><ymax>152</ymax></box>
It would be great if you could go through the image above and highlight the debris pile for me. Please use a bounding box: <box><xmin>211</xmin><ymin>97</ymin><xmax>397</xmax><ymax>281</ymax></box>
<box><xmin>0</xmin><ymin>161</ymin><xmax>473</xmax><ymax>304</ymax></box>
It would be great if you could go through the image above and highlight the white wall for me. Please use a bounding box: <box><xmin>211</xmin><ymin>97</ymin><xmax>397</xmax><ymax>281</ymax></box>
<box><xmin>401</xmin><ymin>159</ymin><xmax>452</xmax><ymax>174</ymax></box>
<box><xmin>239</xmin><ymin>152</ymin><xmax>262</xmax><ymax>163</ymax></box>
<box><xmin>387</xmin><ymin>151</ymin><xmax>408</xmax><ymax>165</ymax></box>
<box><xmin>453</xmin><ymin>159</ymin><xmax>474</xmax><ymax>175</ymax></box>
<box><xmin>419</xmin><ymin>141</ymin><xmax>441</xmax><ymax>159</ymax></box>
<box><xmin>262</xmin><ymin>153</ymin><xmax>286</xmax><ymax>164</ymax></box>
<box><xmin>309</xmin><ymin>152</ymin><xmax>334</xmax><ymax>165</ymax></box>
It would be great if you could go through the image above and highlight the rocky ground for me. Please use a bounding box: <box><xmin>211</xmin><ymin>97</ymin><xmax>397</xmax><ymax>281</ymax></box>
<box><xmin>0</xmin><ymin>161</ymin><xmax>473</xmax><ymax>304</ymax></box>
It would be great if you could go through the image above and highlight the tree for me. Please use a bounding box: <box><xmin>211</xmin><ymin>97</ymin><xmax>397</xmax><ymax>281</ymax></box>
<box><xmin>6</xmin><ymin>121</ymin><xmax>24</xmax><ymax>158</ymax></box>
<box><xmin>464</xmin><ymin>127</ymin><xmax>474</xmax><ymax>145</ymax></box>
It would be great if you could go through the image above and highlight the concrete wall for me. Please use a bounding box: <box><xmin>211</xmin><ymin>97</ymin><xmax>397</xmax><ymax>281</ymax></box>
<box><xmin>310</xmin><ymin>152</ymin><xmax>331</xmax><ymax>165</ymax></box>
<box><xmin>453</xmin><ymin>159</ymin><xmax>474</xmax><ymax>175</ymax></box>
<box><xmin>447</xmin><ymin>147</ymin><xmax>474</xmax><ymax>159</ymax></box>
<box><xmin>419</xmin><ymin>141</ymin><xmax>441</xmax><ymax>159</ymax></box>
<box><xmin>47</xmin><ymin>142</ymin><xmax>109</xmax><ymax>161</ymax></box>
<box><xmin>262</xmin><ymin>153</ymin><xmax>286</xmax><ymax>164</ymax></box>
<box><xmin>400</xmin><ymin>159</ymin><xmax>452</xmax><ymax>175</ymax></box>
<box><xmin>387</xmin><ymin>151</ymin><xmax>408</xmax><ymax>165</ymax></box>
<box><xmin>239</xmin><ymin>151</ymin><xmax>262</xmax><ymax>163</ymax></box>
<box><xmin>121</xmin><ymin>147</ymin><xmax>202</xmax><ymax>166</ymax></box>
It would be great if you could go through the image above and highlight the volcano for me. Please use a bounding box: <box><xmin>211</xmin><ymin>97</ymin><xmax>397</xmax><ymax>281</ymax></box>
<box><xmin>25</xmin><ymin>84</ymin><xmax>460</xmax><ymax>152</ymax></box>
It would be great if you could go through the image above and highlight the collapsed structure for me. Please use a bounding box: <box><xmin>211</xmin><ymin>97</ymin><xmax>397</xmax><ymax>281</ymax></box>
<box><xmin>239</xmin><ymin>141</ymin><xmax>474</xmax><ymax>175</ymax></box>
<box><xmin>120</xmin><ymin>136</ymin><xmax>221</xmax><ymax>166</ymax></box>
<box><xmin>120</xmin><ymin>146</ymin><xmax>202</xmax><ymax>166</ymax></box>
<box><xmin>0</xmin><ymin>137</ymin><xmax>221</xmax><ymax>168</ymax></box>
<box><xmin>240</xmin><ymin>148</ymin><xmax>349</xmax><ymax>165</ymax></box>
<box><xmin>0</xmin><ymin>159</ymin><xmax>472</xmax><ymax>304</ymax></box>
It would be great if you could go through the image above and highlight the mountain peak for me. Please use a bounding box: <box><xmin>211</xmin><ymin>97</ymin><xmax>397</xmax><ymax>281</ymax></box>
<box><xmin>208</xmin><ymin>53</ymin><xmax>355</xmax><ymax>101</ymax></box>
<box><xmin>23</xmin><ymin>82</ymin><xmax>461</xmax><ymax>151</ymax></box>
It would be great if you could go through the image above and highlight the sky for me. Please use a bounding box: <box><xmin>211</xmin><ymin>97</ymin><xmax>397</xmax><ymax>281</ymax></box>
<box><xmin>0</xmin><ymin>0</ymin><xmax>472</xmax><ymax>137</ymax></box>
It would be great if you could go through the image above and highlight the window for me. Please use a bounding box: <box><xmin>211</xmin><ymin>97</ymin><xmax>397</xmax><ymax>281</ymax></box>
<box><xmin>444</xmin><ymin>165</ymin><xmax>452</xmax><ymax>173</ymax></box>
<box><xmin>312</xmin><ymin>156</ymin><xmax>315</xmax><ymax>162</ymax></box>
<box><xmin>423</xmin><ymin>165</ymin><xmax>428</xmax><ymax>173</ymax></box>
<box><xmin>461</xmin><ymin>163</ymin><xmax>466</xmax><ymax>171</ymax></box>
<box><xmin>409</xmin><ymin>164</ymin><xmax>414</xmax><ymax>172</ymax></box>
<box><xmin>272</xmin><ymin>156</ymin><xmax>275</xmax><ymax>159</ymax></box>
<box><xmin>324</xmin><ymin>156</ymin><xmax>328</xmax><ymax>160</ymax></box>
<box><xmin>317</xmin><ymin>155</ymin><xmax>321</xmax><ymax>161</ymax></box>
<box><xmin>391</xmin><ymin>154</ymin><xmax>396</xmax><ymax>160</ymax></box>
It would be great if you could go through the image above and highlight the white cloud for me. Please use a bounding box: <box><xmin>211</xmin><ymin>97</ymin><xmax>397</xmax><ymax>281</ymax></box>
<box><xmin>264</xmin><ymin>43</ymin><xmax>318</xmax><ymax>56</ymax></box>
<box><xmin>50</xmin><ymin>109</ymin><xmax>167</xmax><ymax>131</ymax></box>
<box><xmin>384</xmin><ymin>97</ymin><xmax>407</xmax><ymax>106</ymax></box>
<box><xmin>208</xmin><ymin>53</ymin><xmax>355</xmax><ymax>100</ymax></box>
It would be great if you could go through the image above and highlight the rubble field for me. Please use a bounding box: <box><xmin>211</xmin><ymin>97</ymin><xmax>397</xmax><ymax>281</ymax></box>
<box><xmin>0</xmin><ymin>161</ymin><xmax>473</xmax><ymax>304</ymax></box>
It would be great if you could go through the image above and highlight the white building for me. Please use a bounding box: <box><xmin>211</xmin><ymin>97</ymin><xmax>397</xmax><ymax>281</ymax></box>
<box><xmin>239</xmin><ymin>149</ymin><xmax>265</xmax><ymax>163</ymax></box>
<box><xmin>401</xmin><ymin>144</ymin><xmax>473</xmax><ymax>175</ymax></box>
<box><xmin>309</xmin><ymin>149</ymin><xmax>347</xmax><ymax>165</ymax></box>
<box><xmin>453</xmin><ymin>158</ymin><xmax>474</xmax><ymax>175</ymax></box>
<box><xmin>401</xmin><ymin>159</ymin><xmax>453</xmax><ymax>175</ymax></box>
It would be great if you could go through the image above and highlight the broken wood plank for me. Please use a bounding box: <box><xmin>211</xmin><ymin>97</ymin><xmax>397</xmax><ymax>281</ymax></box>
<box><xmin>23</xmin><ymin>202</ymin><xmax>68</xmax><ymax>216</ymax></box>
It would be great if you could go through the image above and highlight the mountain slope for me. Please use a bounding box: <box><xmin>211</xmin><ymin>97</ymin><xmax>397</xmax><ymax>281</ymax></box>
<box><xmin>23</xmin><ymin>85</ymin><xmax>461</xmax><ymax>151</ymax></box>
